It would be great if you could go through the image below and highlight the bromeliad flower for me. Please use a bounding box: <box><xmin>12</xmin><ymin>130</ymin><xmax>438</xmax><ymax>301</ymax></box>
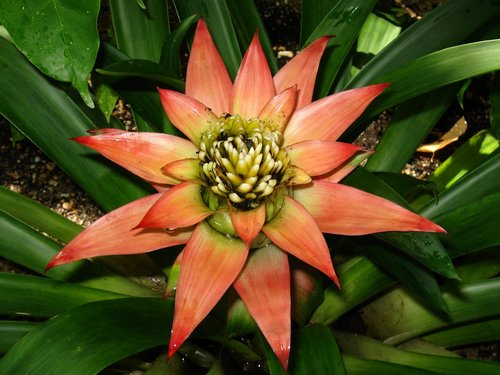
<box><xmin>47</xmin><ymin>20</ymin><xmax>445</xmax><ymax>369</ymax></box>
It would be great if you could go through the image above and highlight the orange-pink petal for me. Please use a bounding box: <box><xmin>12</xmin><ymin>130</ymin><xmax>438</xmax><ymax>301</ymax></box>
<box><xmin>137</xmin><ymin>182</ymin><xmax>213</xmax><ymax>229</ymax></box>
<box><xmin>46</xmin><ymin>194</ymin><xmax>192</xmax><ymax>269</ymax></box>
<box><xmin>283</xmin><ymin>83</ymin><xmax>390</xmax><ymax>146</ymax></box>
<box><xmin>158</xmin><ymin>89</ymin><xmax>219</xmax><ymax>145</ymax></box>
<box><xmin>186</xmin><ymin>19</ymin><xmax>232</xmax><ymax>116</ymax></box>
<box><xmin>285</xmin><ymin>140</ymin><xmax>363</xmax><ymax>176</ymax></box>
<box><xmin>262</xmin><ymin>196</ymin><xmax>339</xmax><ymax>286</ymax></box>
<box><xmin>258</xmin><ymin>86</ymin><xmax>297</xmax><ymax>133</ymax></box>
<box><xmin>73</xmin><ymin>130</ymin><xmax>197</xmax><ymax>185</ymax></box>
<box><xmin>234</xmin><ymin>244</ymin><xmax>291</xmax><ymax>370</ymax></box>
<box><xmin>161</xmin><ymin>158</ymin><xmax>200</xmax><ymax>182</ymax></box>
<box><xmin>318</xmin><ymin>151</ymin><xmax>373</xmax><ymax>183</ymax></box>
<box><xmin>293</xmin><ymin>181</ymin><xmax>446</xmax><ymax>235</ymax></box>
<box><xmin>230</xmin><ymin>32</ymin><xmax>275</xmax><ymax>118</ymax></box>
<box><xmin>274</xmin><ymin>36</ymin><xmax>330</xmax><ymax>109</ymax></box>
<box><xmin>229</xmin><ymin>203</ymin><xmax>266</xmax><ymax>246</ymax></box>
<box><xmin>168</xmin><ymin>221</ymin><xmax>248</xmax><ymax>358</ymax></box>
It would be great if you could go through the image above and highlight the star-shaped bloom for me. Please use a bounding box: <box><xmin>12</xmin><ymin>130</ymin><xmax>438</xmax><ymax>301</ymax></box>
<box><xmin>47</xmin><ymin>20</ymin><xmax>445</xmax><ymax>370</ymax></box>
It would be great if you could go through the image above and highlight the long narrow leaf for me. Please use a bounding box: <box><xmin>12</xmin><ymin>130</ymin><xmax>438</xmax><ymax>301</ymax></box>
<box><xmin>0</xmin><ymin>298</ymin><xmax>172</xmax><ymax>375</ymax></box>
<box><xmin>0</xmin><ymin>38</ymin><xmax>151</xmax><ymax>212</ymax></box>
<box><xmin>0</xmin><ymin>321</ymin><xmax>38</xmax><ymax>354</ymax></box>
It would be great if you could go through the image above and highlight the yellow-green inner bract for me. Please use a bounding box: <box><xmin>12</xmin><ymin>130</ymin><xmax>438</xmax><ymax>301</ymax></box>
<box><xmin>199</xmin><ymin>115</ymin><xmax>290</xmax><ymax>211</ymax></box>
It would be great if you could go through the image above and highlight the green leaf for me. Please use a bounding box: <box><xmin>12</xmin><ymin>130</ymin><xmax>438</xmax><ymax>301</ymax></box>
<box><xmin>425</xmin><ymin>317</ymin><xmax>500</xmax><ymax>349</ymax></box>
<box><xmin>110</xmin><ymin>0</ymin><xmax>169</xmax><ymax>62</ymax></box>
<box><xmin>0</xmin><ymin>210</ymin><xmax>157</xmax><ymax>296</ymax></box>
<box><xmin>0</xmin><ymin>298</ymin><xmax>172</xmax><ymax>375</ymax></box>
<box><xmin>0</xmin><ymin>186</ymin><xmax>82</xmax><ymax>243</ymax></box>
<box><xmin>456</xmin><ymin>247</ymin><xmax>500</xmax><ymax>282</ymax></box>
<box><xmin>300</xmin><ymin>0</ymin><xmax>335</xmax><ymax>46</ymax></box>
<box><xmin>173</xmin><ymin>0</ymin><xmax>242</xmax><ymax>79</ymax></box>
<box><xmin>347</xmin><ymin>0</ymin><xmax>500</xmax><ymax>89</ymax></box>
<box><xmin>429</xmin><ymin>130</ymin><xmax>500</xmax><ymax>191</ymax></box>
<box><xmin>96</xmin><ymin>59</ymin><xmax>185</xmax><ymax>90</ymax></box>
<box><xmin>342</xmin><ymin>355</ymin><xmax>438</xmax><ymax>375</ymax></box>
<box><xmin>0</xmin><ymin>38</ymin><xmax>151</xmax><ymax>212</ymax></box>
<box><xmin>432</xmin><ymin>193</ymin><xmax>500</xmax><ymax>258</ymax></box>
<box><xmin>289</xmin><ymin>325</ymin><xmax>345</xmax><ymax>375</ymax></box>
<box><xmin>0</xmin><ymin>272</ymin><xmax>125</xmax><ymax>318</ymax></box>
<box><xmin>0</xmin><ymin>0</ymin><xmax>100</xmax><ymax>107</ymax></box>
<box><xmin>420</xmin><ymin>151</ymin><xmax>500</xmax><ymax>219</ymax></box>
<box><xmin>311</xmin><ymin>256</ymin><xmax>394</xmax><ymax>326</ymax></box>
<box><xmin>343</xmin><ymin>168</ymin><xmax>457</xmax><ymax>279</ymax></box>
<box><xmin>365</xmin><ymin>85</ymin><xmax>459</xmax><ymax>173</ymax></box>
<box><xmin>364</xmin><ymin>241</ymin><xmax>446</xmax><ymax>312</ymax></box>
<box><xmin>360</xmin><ymin>278</ymin><xmax>500</xmax><ymax>345</ymax></box>
<box><xmin>93</xmin><ymin>75</ymin><xmax>120</xmax><ymax>123</ymax></box>
<box><xmin>491</xmin><ymin>72</ymin><xmax>500</xmax><ymax>137</ymax></box>
<box><xmin>337</xmin><ymin>332</ymin><xmax>500</xmax><ymax>374</ymax></box>
<box><xmin>227</xmin><ymin>0</ymin><xmax>277</xmax><ymax>73</ymax></box>
<box><xmin>305</xmin><ymin>0</ymin><xmax>377</xmax><ymax>98</ymax></box>
<box><xmin>357</xmin><ymin>13</ymin><xmax>401</xmax><ymax>56</ymax></box>
<box><xmin>160</xmin><ymin>14</ymin><xmax>199</xmax><ymax>77</ymax></box>
<box><xmin>0</xmin><ymin>321</ymin><xmax>38</xmax><ymax>354</ymax></box>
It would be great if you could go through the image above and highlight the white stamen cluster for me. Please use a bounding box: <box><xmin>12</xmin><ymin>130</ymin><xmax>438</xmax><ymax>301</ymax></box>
<box><xmin>199</xmin><ymin>115</ymin><xmax>290</xmax><ymax>210</ymax></box>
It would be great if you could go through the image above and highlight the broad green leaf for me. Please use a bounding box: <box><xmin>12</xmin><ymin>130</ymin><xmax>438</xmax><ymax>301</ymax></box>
<box><xmin>425</xmin><ymin>317</ymin><xmax>500</xmax><ymax>349</ymax></box>
<box><xmin>337</xmin><ymin>332</ymin><xmax>500</xmax><ymax>374</ymax></box>
<box><xmin>432</xmin><ymin>193</ymin><xmax>500</xmax><ymax>257</ymax></box>
<box><xmin>226</xmin><ymin>0</ymin><xmax>277</xmax><ymax>73</ymax></box>
<box><xmin>0</xmin><ymin>38</ymin><xmax>151</xmax><ymax>212</ymax></box>
<box><xmin>300</xmin><ymin>0</ymin><xmax>336</xmax><ymax>46</ymax></box>
<box><xmin>364</xmin><ymin>241</ymin><xmax>446</xmax><ymax>312</ymax></box>
<box><xmin>305</xmin><ymin>0</ymin><xmax>377</xmax><ymax>98</ymax></box>
<box><xmin>343</xmin><ymin>168</ymin><xmax>457</xmax><ymax>279</ymax></box>
<box><xmin>420</xmin><ymin>151</ymin><xmax>500</xmax><ymax>219</ymax></box>
<box><xmin>429</xmin><ymin>130</ymin><xmax>500</xmax><ymax>191</ymax></box>
<box><xmin>0</xmin><ymin>272</ymin><xmax>125</xmax><ymax>318</ymax></box>
<box><xmin>0</xmin><ymin>0</ymin><xmax>100</xmax><ymax>107</ymax></box>
<box><xmin>365</xmin><ymin>85</ymin><xmax>459</xmax><ymax>173</ymax></box>
<box><xmin>96</xmin><ymin>59</ymin><xmax>185</xmax><ymax>90</ymax></box>
<box><xmin>0</xmin><ymin>298</ymin><xmax>172</xmax><ymax>375</ymax></box>
<box><xmin>311</xmin><ymin>256</ymin><xmax>394</xmax><ymax>325</ymax></box>
<box><xmin>0</xmin><ymin>210</ymin><xmax>157</xmax><ymax>296</ymax></box>
<box><xmin>360</xmin><ymin>278</ymin><xmax>500</xmax><ymax>345</ymax></box>
<box><xmin>347</xmin><ymin>0</ymin><xmax>500</xmax><ymax>89</ymax></box>
<box><xmin>345</xmin><ymin>40</ymin><xmax>500</xmax><ymax>140</ymax></box>
<box><xmin>110</xmin><ymin>0</ymin><xmax>169</xmax><ymax>62</ymax></box>
<box><xmin>226</xmin><ymin>296</ymin><xmax>257</xmax><ymax>337</ymax></box>
<box><xmin>289</xmin><ymin>325</ymin><xmax>345</xmax><ymax>375</ymax></box>
<box><xmin>173</xmin><ymin>0</ymin><xmax>242</xmax><ymax>78</ymax></box>
<box><xmin>374</xmin><ymin>172</ymin><xmax>437</xmax><ymax>201</ymax></box>
<box><xmin>0</xmin><ymin>185</ymin><xmax>82</xmax><ymax>243</ymax></box>
<box><xmin>0</xmin><ymin>321</ymin><xmax>38</xmax><ymax>354</ymax></box>
<box><xmin>342</xmin><ymin>355</ymin><xmax>438</xmax><ymax>375</ymax></box>
<box><xmin>357</xmin><ymin>13</ymin><xmax>401</xmax><ymax>56</ymax></box>
<box><xmin>93</xmin><ymin>75</ymin><xmax>120</xmax><ymax>123</ymax></box>
<box><xmin>160</xmin><ymin>14</ymin><xmax>199</xmax><ymax>77</ymax></box>
<box><xmin>455</xmin><ymin>247</ymin><xmax>500</xmax><ymax>282</ymax></box>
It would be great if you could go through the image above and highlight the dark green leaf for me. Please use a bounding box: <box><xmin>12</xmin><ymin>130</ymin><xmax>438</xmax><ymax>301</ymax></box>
<box><xmin>96</xmin><ymin>59</ymin><xmax>185</xmax><ymax>90</ymax></box>
<box><xmin>160</xmin><ymin>14</ymin><xmax>199</xmax><ymax>77</ymax></box>
<box><xmin>0</xmin><ymin>39</ymin><xmax>151</xmax><ymax>212</ymax></box>
<box><xmin>373</xmin><ymin>172</ymin><xmax>437</xmax><ymax>201</ymax></box>
<box><xmin>300</xmin><ymin>0</ymin><xmax>336</xmax><ymax>46</ymax></box>
<box><xmin>227</xmin><ymin>0</ymin><xmax>277</xmax><ymax>73</ymax></box>
<box><xmin>343</xmin><ymin>168</ymin><xmax>457</xmax><ymax>279</ymax></box>
<box><xmin>0</xmin><ymin>321</ymin><xmax>38</xmax><ymax>354</ymax></box>
<box><xmin>110</xmin><ymin>0</ymin><xmax>169</xmax><ymax>62</ymax></box>
<box><xmin>0</xmin><ymin>0</ymin><xmax>100</xmax><ymax>106</ymax></box>
<box><xmin>0</xmin><ymin>272</ymin><xmax>125</xmax><ymax>318</ymax></box>
<box><xmin>305</xmin><ymin>0</ymin><xmax>377</xmax><ymax>98</ymax></box>
<box><xmin>365</xmin><ymin>85</ymin><xmax>459</xmax><ymax>173</ymax></box>
<box><xmin>289</xmin><ymin>325</ymin><xmax>345</xmax><ymax>375</ymax></box>
<box><xmin>0</xmin><ymin>298</ymin><xmax>172</xmax><ymax>375</ymax></box>
<box><xmin>311</xmin><ymin>256</ymin><xmax>394</xmax><ymax>325</ymax></box>
<box><xmin>456</xmin><ymin>247</ymin><xmax>500</xmax><ymax>282</ymax></box>
<box><xmin>347</xmin><ymin>0</ymin><xmax>500</xmax><ymax>89</ymax></box>
<box><xmin>491</xmin><ymin>72</ymin><xmax>500</xmax><ymax>137</ymax></box>
<box><xmin>364</xmin><ymin>241</ymin><xmax>446</xmax><ymax>312</ymax></box>
<box><xmin>342</xmin><ymin>355</ymin><xmax>438</xmax><ymax>375</ymax></box>
<box><xmin>433</xmin><ymin>193</ymin><xmax>500</xmax><ymax>257</ymax></box>
<box><xmin>173</xmin><ymin>0</ymin><xmax>242</xmax><ymax>78</ymax></box>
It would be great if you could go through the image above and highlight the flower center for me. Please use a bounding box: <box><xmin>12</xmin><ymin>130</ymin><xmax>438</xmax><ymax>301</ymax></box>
<box><xmin>198</xmin><ymin>115</ymin><xmax>290</xmax><ymax>210</ymax></box>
